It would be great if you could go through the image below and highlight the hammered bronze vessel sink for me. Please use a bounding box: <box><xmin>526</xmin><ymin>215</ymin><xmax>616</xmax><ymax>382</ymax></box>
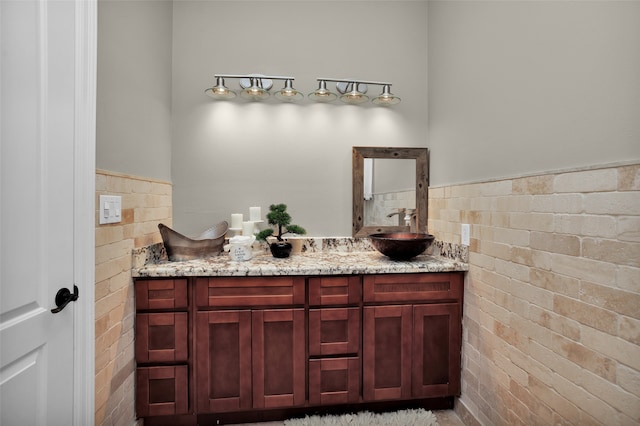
<box><xmin>369</xmin><ymin>232</ymin><xmax>435</xmax><ymax>260</ymax></box>
<box><xmin>159</xmin><ymin>222</ymin><xmax>227</xmax><ymax>261</ymax></box>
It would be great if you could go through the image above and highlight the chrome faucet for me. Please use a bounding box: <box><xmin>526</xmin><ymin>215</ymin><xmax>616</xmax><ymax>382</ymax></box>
<box><xmin>387</xmin><ymin>208</ymin><xmax>406</xmax><ymax>226</ymax></box>
<box><xmin>404</xmin><ymin>208</ymin><xmax>417</xmax><ymax>233</ymax></box>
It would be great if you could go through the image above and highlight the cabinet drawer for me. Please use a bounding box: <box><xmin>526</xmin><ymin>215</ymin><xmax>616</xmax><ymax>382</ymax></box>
<box><xmin>363</xmin><ymin>273</ymin><xmax>463</xmax><ymax>303</ymax></box>
<box><xmin>196</xmin><ymin>277</ymin><xmax>305</xmax><ymax>307</ymax></box>
<box><xmin>309</xmin><ymin>307</ymin><xmax>360</xmax><ymax>356</ymax></box>
<box><xmin>309</xmin><ymin>276</ymin><xmax>361</xmax><ymax>306</ymax></box>
<box><xmin>136</xmin><ymin>313</ymin><xmax>188</xmax><ymax>363</ymax></box>
<box><xmin>309</xmin><ymin>357</ymin><xmax>360</xmax><ymax>406</ymax></box>
<box><xmin>135</xmin><ymin>279</ymin><xmax>188</xmax><ymax>310</ymax></box>
<box><xmin>136</xmin><ymin>365</ymin><xmax>189</xmax><ymax>417</ymax></box>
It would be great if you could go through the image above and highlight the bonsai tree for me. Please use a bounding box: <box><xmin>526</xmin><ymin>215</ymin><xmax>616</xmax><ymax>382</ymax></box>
<box><xmin>256</xmin><ymin>203</ymin><xmax>306</xmax><ymax>242</ymax></box>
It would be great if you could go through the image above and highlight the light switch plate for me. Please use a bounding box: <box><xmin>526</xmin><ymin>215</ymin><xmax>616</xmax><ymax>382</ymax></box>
<box><xmin>461</xmin><ymin>224</ymin><xmax>470</xmax><ymax>246</ymax></box>
<box><xmin>99</xmin><ymin>195</ymin><xmax>122</xmax><ymax>224</ymax></box>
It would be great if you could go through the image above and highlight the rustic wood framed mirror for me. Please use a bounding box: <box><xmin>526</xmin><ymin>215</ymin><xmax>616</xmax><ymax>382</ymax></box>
<box><xmin>352</xmin><ymin>147</ymin><xmax>429</xmax><ymax>237</ymax></box>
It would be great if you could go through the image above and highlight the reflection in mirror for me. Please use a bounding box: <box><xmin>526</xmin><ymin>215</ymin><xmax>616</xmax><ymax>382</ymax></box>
<box><xmin>353</xmin><ymin>147</ymin><xmax>429</xmax><ymax>237</ymax></box>
<box><xmin>363</xmin><ymin>159</ymin><xmax>416</xmax><ymax>227</ymax></box>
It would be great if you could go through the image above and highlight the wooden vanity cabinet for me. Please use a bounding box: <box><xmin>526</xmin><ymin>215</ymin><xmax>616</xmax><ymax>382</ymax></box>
<box><xmin>362</xmin><ymin>273</ymin><xmax>463</xmax><ymax>401</ymax></box>
<box><xmin>135</xmin><ymin>279</ymin><xmax>190</xmax><ymax>417</ymax></box>
<box><xmin>134</xmin><ymin>271</ymin><xmax>464</xmax><ymax>424</ymax></box>
<box><xmin>194</xmin><ymin>277</ymin><xmax>306</xmax><ymax>413</ymax></box>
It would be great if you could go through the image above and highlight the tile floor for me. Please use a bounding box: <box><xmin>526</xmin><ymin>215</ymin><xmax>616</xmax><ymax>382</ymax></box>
<box><xmin>236</xmin><ymin>409</ymin><xmax>464</xmax><ymax>425</ymax></box>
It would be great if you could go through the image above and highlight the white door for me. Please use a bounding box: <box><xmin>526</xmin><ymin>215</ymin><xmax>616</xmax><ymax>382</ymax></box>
<box><xmin>0</xmin><ymin>0</ymin><xmax>96</xmax><ymax>425</ymax></box>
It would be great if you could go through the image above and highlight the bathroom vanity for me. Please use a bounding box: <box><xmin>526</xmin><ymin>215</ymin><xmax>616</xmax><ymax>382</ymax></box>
<box><xmin>132</xmin><ymin>248</ymin><xmax>467</xmax><ymax>425</ymax></box>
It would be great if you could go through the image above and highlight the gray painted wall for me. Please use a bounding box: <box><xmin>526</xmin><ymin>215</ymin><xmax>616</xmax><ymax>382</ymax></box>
<box><xmin>96</xmin><ymin>1</ymin><xmax>640</xmax><ymax>236</ymax></box>
<box><xmin>171</xmin><ymin>1</ymin><xmax>429</xmax><ymax>236</ymax></box>
<box><xmin>97</xmin><ymin>0</ymin><xmax>173</xmax><ymax>181</ymax></box>
<box><xmin>428</xmin><ymin>0</ymin><xmax>640</xmax><ymax>186</ymax></box>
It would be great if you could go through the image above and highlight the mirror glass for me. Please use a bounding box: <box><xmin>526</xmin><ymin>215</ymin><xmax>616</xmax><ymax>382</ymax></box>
<box><xmin>363</xmin><ymin>159</ymin><xmax>416</xmax><ymax>227</ymax></box>
<box><xmin>352</xmin><ymin>147</ymin><xmax>429</xmax><ymax>237</ymax></box>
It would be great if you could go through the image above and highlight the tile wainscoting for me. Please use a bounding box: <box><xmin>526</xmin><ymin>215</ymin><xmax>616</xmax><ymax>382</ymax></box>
<box><xmin>428</xmin><ymin>162</ymin><xmax>640</xmax><ymax>425</ymax></box>
<box><xmin>95</xmin><ymin>170</ymin><xmax>172</xmax><ymax>425</ymax></box>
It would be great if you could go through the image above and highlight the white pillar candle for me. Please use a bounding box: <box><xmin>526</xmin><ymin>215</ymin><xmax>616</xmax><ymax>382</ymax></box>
<box><xmin>249</xmin><ymin>206</ymin><xmax>261</xmax><ymax>221</ymax></box>
<box><xmin>242</xmin><ymin>221</ymin><xmax>255</xmax><ymax>236</ymax></box>
<box><xmin>231</xmin><ymin>213</ymin><xmax>243</xmax><ymax>229</ymax></box>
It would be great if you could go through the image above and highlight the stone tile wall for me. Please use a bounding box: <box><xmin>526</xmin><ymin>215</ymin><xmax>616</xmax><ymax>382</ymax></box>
<box><xmin>428</xmin><ymin>163</ymin><xmax>640</xmax><ymax>425</ymax></box>
<box><xmin>95</xmin><ymin>170</ymin><xmax>172</xmax><ymax>425</ymax></box>
<box><xmin>364</xmin><ymin>189</ymin><xmax>417</xmax><ymax>227</ymax></box>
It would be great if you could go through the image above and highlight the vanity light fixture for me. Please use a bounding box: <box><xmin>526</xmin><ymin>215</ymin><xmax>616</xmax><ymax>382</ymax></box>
<box><xmin>311</xmin><ymin>78</ymin><xmax>401</xmax><ymax>106</ymax></box>
<box><xmin>206</xmin><ymin>75</ymin><xmax>400</xmax><ymax>106</ymax></box>
<box><xmin>205</xmin><ymin>74</ymin><xmax>302</xmax><ymax>102</ymax></box>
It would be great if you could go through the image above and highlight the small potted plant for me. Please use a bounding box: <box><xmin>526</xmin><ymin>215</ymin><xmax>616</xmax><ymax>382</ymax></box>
<box><xmin>256</xmin><ymin>203</ymin><xmax>307</xmax><ymax>258</ymax></box>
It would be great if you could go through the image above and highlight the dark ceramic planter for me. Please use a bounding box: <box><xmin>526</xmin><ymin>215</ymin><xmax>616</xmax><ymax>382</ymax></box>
<box><xmin>269</xmin><ymin>242</ymin><xmax>292</xmax><ymax>258</ymax></box>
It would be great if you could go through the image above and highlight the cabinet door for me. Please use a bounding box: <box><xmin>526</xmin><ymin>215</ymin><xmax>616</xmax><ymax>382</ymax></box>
<box><xmin>362</xmin><ymin>305</ymin><xmax>412</xmax><ymax>401</ymax></box>
<box><xmin>252</xmin><ymin>309</ymin><xmax>306</xmax><ymax>409</ymax></box>
<box><xmin>196</xmin><ymin>310</ymin><xmax>252</xmax><ymax>412</ymax></box>
<box><xmin>412</xmin><ymin>303</ymin><xmax>462</xmax><ymax>397</ymax></box>
<box><xmin>309</xmin><ymin>307</ymin><xmax>360</xmax><ymax>356</ymax></box>
<box><xmin>309</xmin><ymin>357</ymin><xmax>360</xmax><ymax>406</ymax></box>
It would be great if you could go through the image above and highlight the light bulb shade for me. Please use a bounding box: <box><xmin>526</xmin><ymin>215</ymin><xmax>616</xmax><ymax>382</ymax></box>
<box><xmin>336</xmin><ymin>81</ymin><xmax>369</xmax><ymax>104</ymax></box>
<box><xmin>205</xmin><ymin>77</ymin><xmax>237</xmax><ymax>99</ymax></box>
<box><xmin>274</xmin><ymin>79</ymin><xmax>304</xmax><ymax>102</ymax></box>
<box><xmin>339</xmin><ymin>87</ymin><xmax>369</xmax><ymax>105</ymax></box>
<box><xmin>308</xmin><ymin>80</ymin><xmax>338</xmax><ymax>102</ymax></box>
<box><xmin>240</xmin><ymin>78</ymin><xmax>270</xmax><ymax>101</ymax></box>
<box><xmin>372</xmin><ymin>85</ymin><xmax>401</xmax><ymax>106</ymax></box>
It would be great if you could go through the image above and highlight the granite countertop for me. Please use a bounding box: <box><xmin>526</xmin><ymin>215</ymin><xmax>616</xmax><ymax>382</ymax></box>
<box><xmin>132</xmin><ymin>249</ymin><xmax>468</xmax><ymax>278</ymax></box>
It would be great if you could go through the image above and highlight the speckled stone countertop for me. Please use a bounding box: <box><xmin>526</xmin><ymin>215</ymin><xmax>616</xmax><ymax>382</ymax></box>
<box><xmin>132</xmin><ymin>238</ymin><xmax>468</xmax><ymax>278</ymax></box>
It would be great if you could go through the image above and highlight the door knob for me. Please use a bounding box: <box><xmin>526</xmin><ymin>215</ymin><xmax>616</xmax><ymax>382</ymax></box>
<box><xmin>51</xmin><ymin>285</ymin><xmax>79</xmax><ymax>313</ymax></box>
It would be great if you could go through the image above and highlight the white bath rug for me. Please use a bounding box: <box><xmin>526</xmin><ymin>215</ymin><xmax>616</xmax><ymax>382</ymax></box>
<box><xmin>283</xmin><ymin>408</ymin><xmax>439</xmax><ymax>426</ymax></box>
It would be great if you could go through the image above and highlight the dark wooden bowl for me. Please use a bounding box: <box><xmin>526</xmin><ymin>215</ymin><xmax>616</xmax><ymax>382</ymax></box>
<box><xmin>369</xmin><ymin>232</ymin><xmax>435</xmax><ymax>260</ymax></box>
